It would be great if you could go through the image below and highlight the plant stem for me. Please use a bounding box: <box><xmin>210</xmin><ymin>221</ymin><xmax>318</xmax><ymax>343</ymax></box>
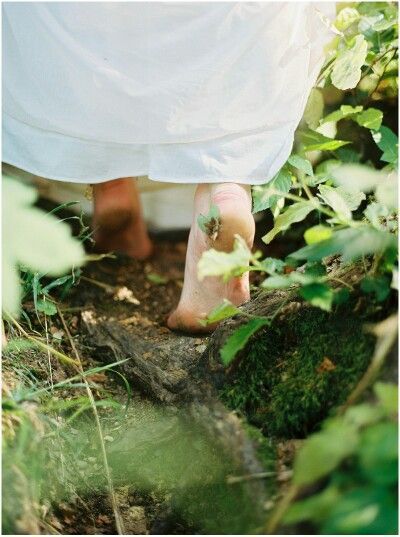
<box><xmin>57</xmin><ymin>307</ymin><xmax>126</xmax><ymax>535</ymax></box>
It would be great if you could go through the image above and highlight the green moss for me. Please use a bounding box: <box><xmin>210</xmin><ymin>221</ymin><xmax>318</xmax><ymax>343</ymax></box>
<box><xmin>221</xmin><ymin>299</ymin><xmax>385</xmax><ymax>439</ymax></box>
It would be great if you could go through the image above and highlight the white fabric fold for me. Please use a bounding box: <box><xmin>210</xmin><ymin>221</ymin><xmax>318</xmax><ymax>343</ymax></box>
<box><xmin>2</xmin><ymin>2</ymin><xmax>335</xmax><ymax>184</ymax></box>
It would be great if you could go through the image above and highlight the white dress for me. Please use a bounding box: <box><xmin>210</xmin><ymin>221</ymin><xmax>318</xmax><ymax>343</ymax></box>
<box><xmin>3</xmin><ymin>2</ymin><xmax>334</xmax><ymax>185</ymax></box>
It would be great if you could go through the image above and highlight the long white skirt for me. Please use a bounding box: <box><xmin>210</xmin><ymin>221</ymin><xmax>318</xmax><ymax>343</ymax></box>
<box><xmin>3</xmin><ymin>2</ymin><xmax>334</xmax><ymax>185</ymax></box>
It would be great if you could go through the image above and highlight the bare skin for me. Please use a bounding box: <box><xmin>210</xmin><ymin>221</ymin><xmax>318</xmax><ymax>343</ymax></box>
<box><xmin>92</xmin><ymin>178</ymin><xmax>255</xmax><ymax>333</ymax></box>
<box><xmin>93</xmin><ymin>178</ymin><xmax>153</xmax><ymax>260</ymax></box>
<box><xmin>167</xmin><ymin>183</ymin><xmax>255</xmax><ymax>333</ymax></box>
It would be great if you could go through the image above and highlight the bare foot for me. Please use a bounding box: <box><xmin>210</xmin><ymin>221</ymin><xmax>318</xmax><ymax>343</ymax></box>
<box><xmin>92</xmin><ymin>178</ymin><xmax>153</xmax><ymax>260</ymax></box>
<box><xmin>168</xmin><ymin>183</ymin><xmax>255</xmax><ymax>333</ymax></box>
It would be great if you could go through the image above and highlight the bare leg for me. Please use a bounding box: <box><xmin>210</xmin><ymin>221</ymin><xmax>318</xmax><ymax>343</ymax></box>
<box><xmin>92</xmin><ymin>178</ymin><xmax>153</xmax><ymax>260</ymax></box>
<box><xmin>168</xmin><ymin>183</ymin><xmax>255</xmax><ymax>333</ymax></box>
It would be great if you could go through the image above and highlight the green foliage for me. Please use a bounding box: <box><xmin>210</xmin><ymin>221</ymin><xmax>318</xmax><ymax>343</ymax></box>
<box><xmin>285</xmin><ymin>383</ymin><xmax>398</xmax><ymax>535</ymax></box>
<box><xmin>2</xmin><ymin>176</ymin><xmax>85</xmax><ymax>317</ymax></box>
<box><xmin>200</xmin><ymin>299</ymin><xmax>240</xmax><ymax>327</ymax></box>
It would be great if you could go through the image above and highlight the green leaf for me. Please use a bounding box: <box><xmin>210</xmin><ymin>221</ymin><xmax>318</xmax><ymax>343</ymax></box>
<box><xmin>197</xmin><ymin>203</ymin><xmax>221</xmax><ymax>239</ymax></box>
<box><xmin>288</xmin><ymin>154</ymin><xmax>314</xmax><ymax>176</ymax></box>
<box><xmin>361</xmin><ymin>276</ymin><xmax>391</xmax><ymax>302</ymax></box>
<box><xmin>147</xmin><ymin>273</ymin><xmax>168</xmax><ymax>285</ymax></box>
<box><xmin>318</xmin><ymin>184</ymin><xmax>366</xmax><ymax>220</ymax></box>
<box><xmin>200</xmin><ymin>299</ymin><xmax>241</xmax><ymax>326</ymax></box>
<box><xmin>293</xmin><ymin>421</ymin><xmax>359</xmax><ymax>486</ymax></box>
<box><xmin>290</xmin><ymin>227</ymin><xmax>397</xmax><ymax>263</ymax></box>
<box><xmin>335</xmin><ymin>7</ymin><xmax>360</xmax><ymax>31</ymax></box>
<box><xmin>262</xmin><ymin>201</ymin><xmax>315</xmax><ymax>244</ymax></box>
<box><xmin>257</xmin><ymin>257</ymin><xmax>286</xmax><ymax>275</ymax></box>
<box><xmin>36</xmin><ymin>299</ymin><xmax>57</xmax><ymax>316</ymax></box>
<box><xmin>321</xmin><ymin>105</ymin><xmax>363</xmax><ymax>125</ymax></box>
<box><xmin>261</xmin><ymin>274</ymin><xmax>293</xmax><ymax>290</ymax></box>
<box><xmin>302</xmin><ymin>88</ymin><xmax>324</xmax><ymax>129</ymax></box>
<box><xmin>304</xmin><ymin>225</ymin><xmax>333</xmax><ymax>245</ymax></box>
<box><xmin>356</xmin><ymin>108</ymin><xmax>383</xmax><ymax>131</ymax></box>
<box><xmin>298</xmin><ymin>128</ymin><xmax>350</xmax><ymax>152</ymax></box>
<box><xmin>2</xmin><ymin>177</ymin><xmax>85</xmax><ymax>316</ymax></box>
<box><xmin>299</xmin><ymin>282</ymin><xmax>334</xmax><ymax>311</ymax></box>
<box><xmin>372</xmin><ymin>126</ymin><xmax>398</xmax><ymax>165</ymax></box>
<box><xmin>197</xmin><ymin>234</ymin><xmax>251</xmax><ymax>282</ymax></box>
<box><xmin>220</xmin><ymin>317</ymin><xmax>270</xmax><ymax>366</ymax></box>
<box><xmin>331</xmin><ymin>35</ymin><xmax>368</xmax><ymax>90</ymax></box>
<box><xmin>252</xmin><ymin>167</ymin><xmax>292</xmax><ymax>213</ymax></box>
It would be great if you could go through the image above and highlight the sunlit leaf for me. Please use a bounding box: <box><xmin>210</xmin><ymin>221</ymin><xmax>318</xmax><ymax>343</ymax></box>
<box><xmin>262</xmin><ymin>201</ymin><xmax>315</xmax><ymax>244</ymax></box>
<box><xmin>197</xmin><ymin>235</ymin><xmax>251</xmax><ymax>282</ymax></box>
<box><xmin>252</xmin><ymin>167</ymin><xmax>292</xmax><ymax>213</ymax></box>
<box><xmin>356</xmin><ymin>108</ymin><xmax>383</xmax><ymax>131</ymax></box>
<box><xmin>321</xmin><ymin>105</ymin><xmax>363</xmax><ymax>125</ymax></box>
<box><xmin>304</xmin><ymin>225</ymin><xmax>333</xmax><ymax>245</ymax></box>
<box><xmin>303</xmin><ymin>88</ymin><xmax>324</xmax><ymax>129</ymax></box>
<box><xmin>298</xmin><ymin>128</ymin><xmax>350</xmax><ymax>152</ymax></box>
<box><xmin>2</xmin><ymin>177</ymin><xmax>85</xmax><ymax>316</ymax></box>
<box><xmin>332</xmin><ymin>35</ymin><xmax>368</xmax><ymax>90</ymax></box>
<box><xmin>288</xmin><ymin>154</ymin><xmax>314</xmax><ymax>176</ymax></box>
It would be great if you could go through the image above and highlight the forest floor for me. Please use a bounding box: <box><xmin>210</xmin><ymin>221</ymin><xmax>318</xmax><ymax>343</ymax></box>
<box><xmin>3</xmin><ymin>211</ymin><xmax>396</xmax><ymax>535</ymax></box>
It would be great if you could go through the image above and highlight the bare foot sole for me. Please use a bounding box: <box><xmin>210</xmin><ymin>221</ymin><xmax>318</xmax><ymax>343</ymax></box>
<box><xmin>168</xmin><ymin>183</ymin><xmax>255</xmax><ymax>333</ymax></box>
<box><xmin>92</xmin><ymin>178</ymin><xmax>153</xmax><ymax>260</ymax></box>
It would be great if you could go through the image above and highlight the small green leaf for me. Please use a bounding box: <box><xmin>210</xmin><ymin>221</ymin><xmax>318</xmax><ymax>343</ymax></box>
<box><xmin>293</xmin><ymin>421</ymin><xmax>359</xmax><ymax>486</ymax></box>
<box><xmin>220</xmin><ymin>317</ymin><xmax>270</xmax><ymax>366</ymax></box>
<box><xmin>257</xmin><ymin>257</ymin><xmax>286</xmax><ymax>275</ymax></box>
<box><xmin>200</xmin><ymin>299</ymin><xmax>240</xmax><ymax>326</ymax></box>
<box><xmin>356</xmin><ymin>108</ymin><xmax>383</xmax><ymax>131</ymax></box>
<box><xmin>335</xmin><ymin>7</ymin><xmax>360</xmax><ymax>31</ymax></box>
<box><xmin>303</xmin><ymin>88</ymin><xmax>324</xmax><ymax>129</ymax></box>
<box><xmin>318</xmin><ymin>184</ymin><xmax>366</xmax><ymax>220</ymax></box>
<box><xmin>197</xmin><ymin>234</ymin><xmax>251</xmax><ymax>282</ymax></box>
<box><xmin>298</xmin><ymin>128</ymin><xmax>350</xmax><ymax>152</ymax></box>
<box><xmin>262</xmin><ymin>201</ymin><xmax>315</xmax><ymax>244</ymax></box>
<box><xmin>261</xmin><ymin>274</ymin><xmax>293</xmax><ymax>290</ymax></box>
<box><xmin>304</xmin><ymin>225</ymin><xmax>333</xmax><ymax>245</ymax></box>
<box><xmin>252</xmin><ymin>167</ymin><xmax>292</xmax><ymax>213</ymax></box>
<box><xmin>197</xmin><ymin>204</ymin><xmax>220</xmax><ymax>238</ymax></box>
<box><xmin>299</xmin><ymin>282</ymin><xmax>334</xmax><ymax>311</ymax></box>
<box><xmin>288</xmin><ymin>154</ymin><xmax>314</xmax><ymax>176</ymax></box>
<box><xmin>147</xmin><ymin>273</ymin><xmax>168</xmax><ymax>285</ymax></box>
<box><xmin>331</xmin><ymin>35</ymin><xmax>368</xmax><ymax>90</ymax></box>
<box><xmin>372</xmin><ymin>126</ymin><xmax>398</xmax><ymax>165</ymax></box>
<box><xmin>36</xmin><ymin>299</ymin><xmax>57</xmax><ymax>316</ymax></box>
<box><xmin>321</xmin><ymin>105</ymin><xmax>363</xmax><ymax>125</ymax></box>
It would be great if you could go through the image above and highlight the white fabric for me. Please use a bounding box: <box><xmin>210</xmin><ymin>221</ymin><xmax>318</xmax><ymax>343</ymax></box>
<box><xmin>3</xmin><ymin>2</ymin><xmax>335</xmax><ymax>185</ymax></box>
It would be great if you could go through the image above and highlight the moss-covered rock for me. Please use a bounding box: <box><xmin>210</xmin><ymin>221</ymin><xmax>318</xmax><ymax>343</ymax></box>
<box><xmin>220</xmin><ymin>298</ymin><xmax>388</xmax><ymax>439</ymax></box>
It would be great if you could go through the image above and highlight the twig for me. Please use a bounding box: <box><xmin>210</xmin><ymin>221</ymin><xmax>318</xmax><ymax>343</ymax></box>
<box><xmin>226</xmin><ymin>471</ymin><xmax>276</xmax><ymax>484</ymax></box>
<box><xmin>339</xmin><ymin>313</ymin><xmax>398</xmax><ymax>412</ymax></box>
<box><xmin>264</xmin><ymin>483</ymin><xmax>299</xmax><ymax>534</ymax></box>
<box><xmin>5</xmin><ymin>314</ymin><xmax>79</xmax><ymax>367</ymax></box>
<box><xmin>57</xmin><ymin>307</ymin><xmax>125</xmax><ymax>535</ymax></box>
